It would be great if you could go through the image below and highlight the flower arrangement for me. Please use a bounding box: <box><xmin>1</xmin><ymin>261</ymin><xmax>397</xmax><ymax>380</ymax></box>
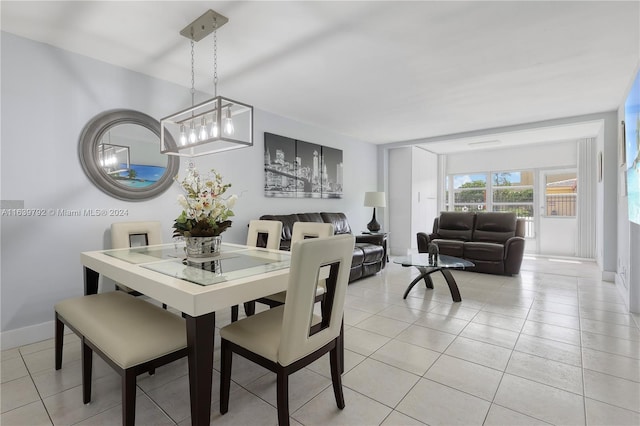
<box><xmin>173</xmin><ymin>163</ymin><xmax>237</xmax><ymax>238</ymax></box>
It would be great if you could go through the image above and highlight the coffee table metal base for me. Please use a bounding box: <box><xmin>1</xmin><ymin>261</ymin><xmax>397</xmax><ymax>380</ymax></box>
<box><xmin>402</xmin><ymin>266</ymin><xmax>461</xmax><ymax>302</ymax></box>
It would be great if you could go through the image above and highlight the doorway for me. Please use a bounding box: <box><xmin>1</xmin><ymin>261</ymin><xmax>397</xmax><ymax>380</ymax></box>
<box><xmin>537</xmin><ymin>169</ymin><xmax>578</xmax><ymax>256</ymax></box>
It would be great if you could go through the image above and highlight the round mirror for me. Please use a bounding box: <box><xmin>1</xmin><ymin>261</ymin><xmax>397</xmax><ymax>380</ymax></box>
<box><xmin>79</xmin><ymin>109</ymin><xmax>179</xmax><ymax>201</ymax></box>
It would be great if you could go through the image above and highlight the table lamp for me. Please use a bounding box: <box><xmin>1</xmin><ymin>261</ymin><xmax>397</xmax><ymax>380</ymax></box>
<box><xmin>364</xmin><ymin>191</ymin><xmax>386</xmax><ymax>232</ymax></box>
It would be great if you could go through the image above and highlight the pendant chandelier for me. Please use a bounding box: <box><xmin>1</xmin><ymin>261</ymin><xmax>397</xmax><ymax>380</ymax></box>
<box><xmin>161</xmin><ymin>10</ymin><xmax>253</xmax><ymax>157</ymax></box>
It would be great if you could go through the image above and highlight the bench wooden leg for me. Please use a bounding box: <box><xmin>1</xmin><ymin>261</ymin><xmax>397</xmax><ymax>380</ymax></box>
<box><xmin>81</xmin><ymin>338</ymin><xmax>93</xmax><ymax>404</ymax></box>
<box><xmin>123</xmin><ymin>369</ymin><xmax>136</xmax><ymax>426</ymax></box>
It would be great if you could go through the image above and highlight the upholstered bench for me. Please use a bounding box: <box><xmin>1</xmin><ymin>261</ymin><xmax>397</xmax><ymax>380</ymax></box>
<box><xmin>55</xmin><ymin>291</ymin><xmax>188</xmax><ymax>426</ymax></box>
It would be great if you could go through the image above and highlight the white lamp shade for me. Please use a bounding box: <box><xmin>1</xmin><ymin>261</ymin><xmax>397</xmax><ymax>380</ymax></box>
<box><xmin>364</xmin><ymin>192</ymin><xmax>386</xmax><ymax>208</ymax></box>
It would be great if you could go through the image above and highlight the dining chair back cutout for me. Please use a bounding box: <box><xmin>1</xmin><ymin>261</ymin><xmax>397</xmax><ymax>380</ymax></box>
<box><xmin>246</xmin><ymin>220</ymin><xmax>283</xmax><ymax>250</ymax></box>
<box><xmin>290</xmin><ymin>221</ymin><xmax>334</xmax><ymax>244</ymax></box>
<box><xmin>219</xmin><ymin>234</ymin><xmax>355</xmax><ymax>426</ymax></box>
<box><xmin>111</xmin><ymin>221</ymin><xmax>162</xmax><ymax>249</ymax></box>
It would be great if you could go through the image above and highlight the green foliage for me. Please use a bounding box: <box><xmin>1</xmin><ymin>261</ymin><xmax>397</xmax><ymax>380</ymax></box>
<box><xmin>455</xmin><ymin>180</ymin><xmax>486</xmax><ymax>203</ymax></box>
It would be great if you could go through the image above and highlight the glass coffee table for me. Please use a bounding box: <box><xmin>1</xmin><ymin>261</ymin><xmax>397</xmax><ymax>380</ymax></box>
<box><xmin>394</xmin><ymin>254</ymin><xmax>474</xmax><ymax>302</ymax></box>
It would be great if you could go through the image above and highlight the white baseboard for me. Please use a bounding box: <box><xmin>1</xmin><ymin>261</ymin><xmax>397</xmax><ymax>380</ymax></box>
<box><xmin>1</xmin><ymin>320</ymin><xmax>55</xmax><ymax>350</ymax></box>
<box><xmin>602</xmin><ymin>270</ymin><xmax>616</xmax><ymax>282</ymax></box>
<box><xmin>614</xmin><ymin>273</ymin><xmax>631</xmax><ymax>312</ymax></box>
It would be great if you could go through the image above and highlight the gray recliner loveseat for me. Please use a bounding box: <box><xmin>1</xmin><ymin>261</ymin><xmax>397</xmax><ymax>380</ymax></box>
<box><xmin>417</xmin><ymin>211</ymin><xmax>525</xmax><ymax>276</ymax></box>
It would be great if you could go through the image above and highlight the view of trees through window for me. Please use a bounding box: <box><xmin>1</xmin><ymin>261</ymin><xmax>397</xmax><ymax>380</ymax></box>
<box><xmin>446</xmin><ymin>171</ymin><xmax>535</xmax><ymax>237</ymax></box>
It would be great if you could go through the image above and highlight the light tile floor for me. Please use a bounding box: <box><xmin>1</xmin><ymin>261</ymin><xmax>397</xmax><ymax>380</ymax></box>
<box><xmin>2</xmin><ymin>256</ymin><xmax>639</xmax><ymax>425</ymax></box>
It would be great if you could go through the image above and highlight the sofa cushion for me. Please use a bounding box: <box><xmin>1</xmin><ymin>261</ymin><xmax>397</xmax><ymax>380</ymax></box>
<box><xmin>260</xmin><ymin>214</ymin><xmax>299</xmax><ymax>241</ymax></box>
<box><xmin>320</xmin><ymin>212</ymin><xmax>352</xmax><ymax>235</ymax></box>
<box><xmin>259</xmin><ymin>212</ymin><xmax>385</xmax><ymax>282</ymax></box>
<box><xmin>437</xmin><ymin>212</ymin><xmax>475</xmax><ymax>241</ymax></box>
<box><xmin>296</xmin><ymin>213</ymin><xmax>323</xmax><ymax>223</ymax></box>
<box><xmin>464</xmin><ymin>242</ymin><xmax>504</xmax><ymax>261</ymax></box>
<box><xmin>473</xmin><ymin>212</ymin><xmax>517</xmax><ymax>244</ymax></box>
<box><xmin>432</xmin><ymin>239</ymin><xmax>465</xmax><ymax>257</ymax></box>
<box><xmin>351</xmin><ymin>246</ymin><xmax>365</xmax><ymax>266</ymax></box>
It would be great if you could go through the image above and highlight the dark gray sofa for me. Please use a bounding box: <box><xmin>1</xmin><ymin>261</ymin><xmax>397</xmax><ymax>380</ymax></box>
<box><xmin>259</xmin><ymin>212</ymin><xmax>386</xmax><ymax>282</ymax></box>
<box><xmin>417</xmin><ymin>211</ymin><xmax>526</xmax><ymax>276</ymax></box>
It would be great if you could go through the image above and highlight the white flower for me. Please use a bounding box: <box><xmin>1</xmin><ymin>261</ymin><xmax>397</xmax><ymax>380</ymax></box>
<box><xmin>173</xmin><ymin>165</ymin><xmax>236</xmax><ymax>237</ymax></box>
<box><xmin>227</xmin><ymin>194</ymin><xmax>238</xmax><ymax>209</ymax></box>
<box><xmin>177</xmin><ymin>194</ymin><xmax>189</xmax><ymax>210</ymax></box>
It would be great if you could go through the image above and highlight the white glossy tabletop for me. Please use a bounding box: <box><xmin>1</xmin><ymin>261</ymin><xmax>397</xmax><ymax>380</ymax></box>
<box><xmin>81</xmin><ymin>242</ymin><xmax>291</xmax><ymax>317</ymax></box>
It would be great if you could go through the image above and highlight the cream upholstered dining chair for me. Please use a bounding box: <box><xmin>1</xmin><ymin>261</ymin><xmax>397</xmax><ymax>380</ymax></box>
<box><xmin>110</xmin><ymin>220</ymin><xmax>168</xmax><ymax>309</ymax></box>
<box><xmin>246</xmin><ymin>219</ymin><xmax>283</xmax><ymax>250</ymax></box>
<box><xmin>219</xmin><ymin>234</ymin><xmax>355</xmax><ymax>426</ymax></box>
<box><xmin>255</xmin><ymin>221</ymin><xmax>334</xmax><ymax>309</ymax></box>
<box><xmin>111</xmin><ymin>220</ymin><xmax>163</xmax><ymax>249</ymax></box>
<box><xmin>110</xmin><ymin>221</ymin><xmax>162</xmax><ymax>293</ymax></box>
<box><xmin>231</xmin><ymin>220</ymin><xmax>284</xmax><ymax>321</ymax></box>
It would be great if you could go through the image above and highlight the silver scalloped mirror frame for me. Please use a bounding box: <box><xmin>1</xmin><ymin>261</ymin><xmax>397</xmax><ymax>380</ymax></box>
<box><xmin>78</xmin><ymin>109</ymin><xmax>180</xmax><ymax>201</ymax></box>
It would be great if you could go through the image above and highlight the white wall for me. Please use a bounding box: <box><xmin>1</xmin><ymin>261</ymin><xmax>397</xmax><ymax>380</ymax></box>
<box><xmin>630</xmin><ymin>223</ymin><xmax>640</xmax><ymax>312</ymax></box>
<box><xmin>412</xmin><ymin>147</ymin><xmax>438</xmax><ymax>251</ymax></box>
<box><xmin>387</xmin><ymin>147</ymin><xmax>438</xmax><ymax>255</ymax></box>
<box><xmin>446</xmin><ymin>140</ymin><xmax>577</xmax><ymax>174</ymax></box>
<box><xmin>0</xmin><ymin>33</ymin><xmax>377</xmax><ymax>348</ymax></box>
<box><xmin>388</xmin><ymin>147</ymin><xmax>412</xmax><ymax>254</ymax></box>
<box><xmin>598</xmin><ymin>111</ymin><xmax>620</xmax><ymax>278</ymax></box>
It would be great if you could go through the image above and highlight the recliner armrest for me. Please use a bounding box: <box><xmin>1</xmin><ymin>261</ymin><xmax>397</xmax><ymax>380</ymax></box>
<box><xmin>417</xmin><ymin>232</ymin><xmax>438</xmax><ymax>253</ymax></box>
<box><xmin>504</xmin><ymin>236</ymin><xmax>525</xmax><ymax>275</ymax></box>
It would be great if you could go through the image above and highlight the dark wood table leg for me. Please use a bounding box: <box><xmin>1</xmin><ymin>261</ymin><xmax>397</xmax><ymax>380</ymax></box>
<box><xmin>185</xmin><ymin>312</ymin><xmax>215</xmax><ymax>426</ymax></box>
<box><xmin>84</xmin><ymin>267</ymin><xmax>99</xmax><ymax>295</ymax></box>
<box><xmin>440</xmin><ymin>269</ymin><xmax>462</xmax><ymax>302</ymax></box>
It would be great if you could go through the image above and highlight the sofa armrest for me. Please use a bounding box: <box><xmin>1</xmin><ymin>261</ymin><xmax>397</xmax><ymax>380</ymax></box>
<box><xmin>504</xmin><ymin>236</ymin><xmax>525</xmax><ymax>275</ymax></box>
<box><xmin>417</xmin><ymin>232</ymin><xmax>439</xmax><ymax>253</ymax></box>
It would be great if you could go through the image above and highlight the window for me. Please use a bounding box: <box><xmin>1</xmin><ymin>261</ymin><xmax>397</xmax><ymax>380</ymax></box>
<box><xmin>446</xmin><ymin>170</ymin><xmax>535</xmax><ymax>237</ymax></box>
<box><xmin>452</xmin><ymin>173</ymin><xmax>486</xmax><ymax>212</ymax></box>
<box><xmin>492</xmin><ymin>171</ymin><xmax>534</xmax><ymax>237</ymax></box>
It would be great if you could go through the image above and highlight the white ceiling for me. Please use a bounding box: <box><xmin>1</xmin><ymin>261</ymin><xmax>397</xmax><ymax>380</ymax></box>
<box><xmin>2</xmin><ymin>1</ymin><xmax>638</xmax><ymax>149</ymax></box>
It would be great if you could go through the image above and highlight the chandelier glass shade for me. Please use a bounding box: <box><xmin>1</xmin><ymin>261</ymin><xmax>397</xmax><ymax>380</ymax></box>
<box><xmin>161</xmin><ymin>96</ymin><xmax>253</xmax><ymax>157</ymax></box>
<box><xmin>160</xmin><ymin>9</ymin><xmax>253</xmax><ymax>157</ymax></box>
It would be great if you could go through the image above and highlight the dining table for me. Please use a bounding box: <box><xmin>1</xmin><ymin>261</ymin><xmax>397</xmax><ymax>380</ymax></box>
<box><xmin>81</xmin><ymin>242</ymin><xmax>293</xmax><ymax>426</ymax></box>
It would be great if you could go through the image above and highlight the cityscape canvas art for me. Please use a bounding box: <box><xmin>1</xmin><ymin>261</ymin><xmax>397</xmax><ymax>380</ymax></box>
<box><xmin>264</xmin><ymin>133</ymin><xmax>343</xmax><ymax>198</ymax></box>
